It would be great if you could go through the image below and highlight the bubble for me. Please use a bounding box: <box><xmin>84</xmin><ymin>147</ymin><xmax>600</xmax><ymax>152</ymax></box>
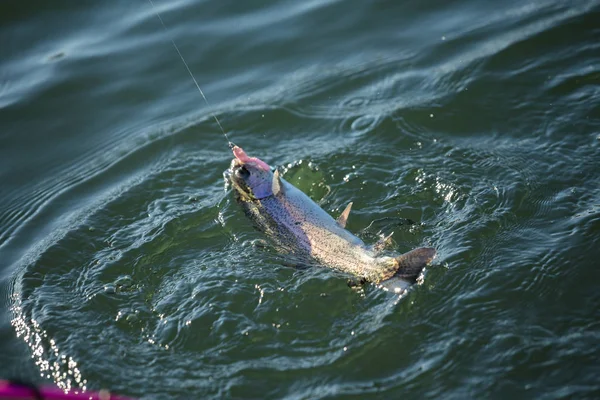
<box><xmin>343</xmin><ymin>172</ymin><xmax>359</xmax><ymax>183</ymax></box>
<box><xmin>114</xmin><ymin>275</ymin><xmax>133</xmax><ymax>291</ymax></box>
<box><xmin>126</xmin><ymin>313</ymin><xmax>139</xmax><ymax>323</ymax></box>
<box><xmin>103</xmin><ymin>284</ymin><xmax>116</xmax><ymax>294</ymax></box>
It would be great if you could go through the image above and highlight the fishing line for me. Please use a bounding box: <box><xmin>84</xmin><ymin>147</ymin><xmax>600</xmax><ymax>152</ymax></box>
<box><xmin>147</xmin><ymin>0</ymin><xmax>234</xmax><ymax>149</ymax></box>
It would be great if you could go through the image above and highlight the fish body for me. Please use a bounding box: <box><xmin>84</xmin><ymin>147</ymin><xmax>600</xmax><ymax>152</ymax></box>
<box><xmin>228</xmin><ymin>146</ymin><xmax>435</xmax><ymax>286</ymax></box>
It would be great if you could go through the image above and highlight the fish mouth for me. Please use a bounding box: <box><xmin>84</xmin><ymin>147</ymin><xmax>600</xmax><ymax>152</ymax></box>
<box><xmin>228</xmin><ymin>159</ymin><xmax>253</xmax><ymax>200</ymax></box>
<box><xmin>228</xmin><ymin>149</ymin><xmax>245</xmax><ymax>181</ymax></box>
<box><xmin>228</xmin><ymin>146</ymin><xmax>271</xmax><ymax>201</ymax></box>
<box><xmin>229</xmin><ymin>158</ymin><xmax>248</xmax><ymax>179</ymax></box>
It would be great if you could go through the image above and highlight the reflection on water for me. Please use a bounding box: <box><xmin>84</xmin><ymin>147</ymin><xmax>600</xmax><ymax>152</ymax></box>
<box><xmin>11</xmin><ymin>299</ymin><xmax>86</xmax><ymax>393</ymax></box>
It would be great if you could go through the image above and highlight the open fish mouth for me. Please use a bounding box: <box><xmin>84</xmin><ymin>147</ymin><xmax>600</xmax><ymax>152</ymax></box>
<box><xmin>228</xmin><ymin>162</ymin><xmax>252</xmax><ymax>198</ymax></box>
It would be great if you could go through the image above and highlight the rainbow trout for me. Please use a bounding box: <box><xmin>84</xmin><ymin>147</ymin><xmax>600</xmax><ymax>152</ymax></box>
<box><xmin>227</xmin><ymin>146</ymin><xmax>435</xmax><ymax>289</ymax></box>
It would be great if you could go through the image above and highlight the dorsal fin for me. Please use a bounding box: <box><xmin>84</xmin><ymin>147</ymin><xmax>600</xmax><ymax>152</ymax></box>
<box><xmin>272</xmin><ymin>170</ymin><xmax>283</xmax><ymax>196</ymax></box>
<box><xmin>336</xmin><ymin>202</ymin><xmax>353</xmax><ymax>228</ymax></box>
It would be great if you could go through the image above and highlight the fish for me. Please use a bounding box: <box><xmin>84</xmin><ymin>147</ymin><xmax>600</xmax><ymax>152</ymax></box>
<box><xmin>227</xmin><ymin>145</ymin><xmax>436</xmax><ymax>290</ymax></box>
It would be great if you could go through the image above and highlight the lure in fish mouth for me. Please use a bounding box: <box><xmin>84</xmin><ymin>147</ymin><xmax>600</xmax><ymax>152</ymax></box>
<box><xmin>227</xmin><ymin>146</ymin><xmax>436</xmax><ymax>290</ymax></box>
<box><xmin>229</xmin><ymin>146</ymin><xmax>274</xmax><ymax>201</ymax></box>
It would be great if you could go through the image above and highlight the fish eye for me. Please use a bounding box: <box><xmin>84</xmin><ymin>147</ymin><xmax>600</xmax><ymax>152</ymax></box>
<box><xmin>236</xmin><ymin>166</ymin><xmax>250</xmax><ymax>179</ymax></box>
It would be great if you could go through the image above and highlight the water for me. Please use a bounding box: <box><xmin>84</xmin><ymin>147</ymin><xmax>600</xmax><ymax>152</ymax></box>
<box><xmin>1</xmin><ymin>0</ymin><xmax>599</xmax><ymax>398</ymax></box>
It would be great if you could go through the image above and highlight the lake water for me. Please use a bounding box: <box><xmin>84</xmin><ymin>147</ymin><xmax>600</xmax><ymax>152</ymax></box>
<box><xmin>1</xmin><ymin>0</ymin><xmax>599</xmax><ymax>398</ymax></box>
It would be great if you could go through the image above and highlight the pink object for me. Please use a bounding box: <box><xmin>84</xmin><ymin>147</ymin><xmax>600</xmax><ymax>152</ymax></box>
<box><xmin>232</xmin><ymin>146</ymin><xmax>270</xmax><ymax>171</ymax></box>
<box><xmin>0</xmin><ymin>380</ymin><xmax>134</xmax><ymax>400</ymax></box>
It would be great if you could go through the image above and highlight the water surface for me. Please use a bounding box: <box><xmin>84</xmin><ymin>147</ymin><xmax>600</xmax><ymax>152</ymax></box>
<box><xmin>1</xmin><ymin>0</ymin><xmax>599</xmax><ymax>398</ymax></box>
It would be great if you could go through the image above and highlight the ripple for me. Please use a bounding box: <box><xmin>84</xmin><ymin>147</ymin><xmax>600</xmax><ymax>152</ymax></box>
<box><xmin>350</xmin><ymin>115</ymin><xmax>380</xmax><ymax>133</ymax></box>
<box><xmin>342</xmin><ymin>96</ymin><xmax>369</xmax><ymax>108</ymax></box>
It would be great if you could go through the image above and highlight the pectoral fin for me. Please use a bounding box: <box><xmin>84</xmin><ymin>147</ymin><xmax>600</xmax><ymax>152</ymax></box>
<box><xmin>336</xmin><ymin>202</ymin><xmax>353</xmax><ymax>228</ymax></box>
<box><xmin>272</xmin><ymin>170</ymin><xmax>283</xmax><ymax>196</ymax></box>
<box><xmin>383</xmin><ymin>247</ymin><xmax>436</xmax><ymax>283</ymax></box>
<box><xmin>374</xmin><ymin>232</ymin><xmax>394</xmax><ymax>253</ymax></box>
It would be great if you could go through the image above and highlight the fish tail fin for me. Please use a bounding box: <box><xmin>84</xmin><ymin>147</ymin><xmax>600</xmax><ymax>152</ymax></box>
<box><xmin>390</xmin><ymin>247</ymin><xmax>436</xmax><ymax>283</ymax></box>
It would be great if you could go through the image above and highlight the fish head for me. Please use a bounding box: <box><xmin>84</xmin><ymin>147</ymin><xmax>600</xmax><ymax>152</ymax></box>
<box><xmin>229</xmin><ymin>146</ymin><xmax>274</xmax><ymax>200</ymax></box>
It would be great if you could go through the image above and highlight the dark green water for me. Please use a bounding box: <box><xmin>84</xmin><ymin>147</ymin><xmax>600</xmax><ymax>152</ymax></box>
<box><xmin>1</xmin><ymin>0</ymin><xmax>599</xmax><ymax>398</ymax></box>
